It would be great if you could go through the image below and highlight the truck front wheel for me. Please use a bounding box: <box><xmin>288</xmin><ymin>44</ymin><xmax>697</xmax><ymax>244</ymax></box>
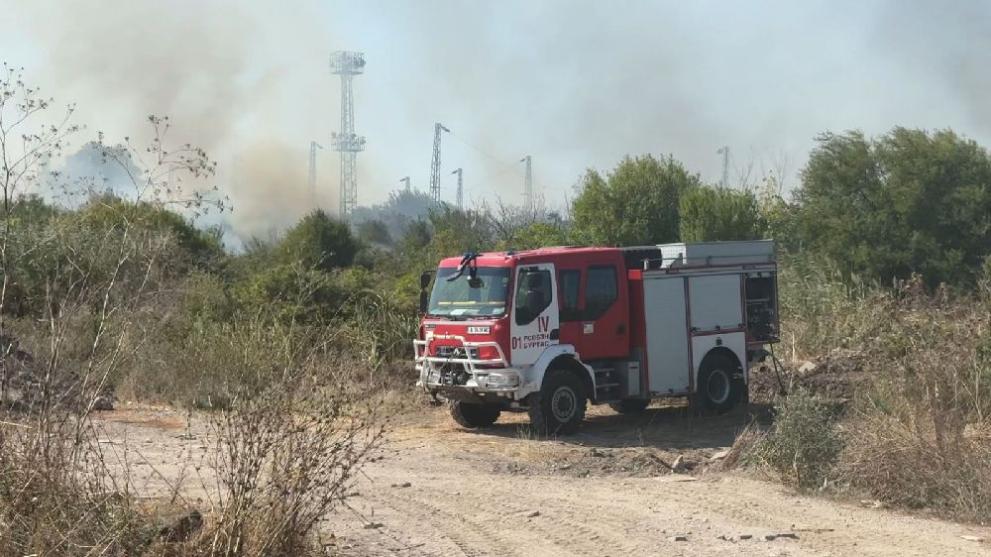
<box><xmin>449</xmin><ymin>401</ymin><xmax>501</xmax><ymax>428</ymax></box>
<box><xmin>528</xmin><ymin>368</ymin><xmax>587</xmax><ymax>436</ymax></box>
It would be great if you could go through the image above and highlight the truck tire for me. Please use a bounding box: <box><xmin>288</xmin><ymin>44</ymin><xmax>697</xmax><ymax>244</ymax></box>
<box><xmin>449</xmin><ymin>401</ymin><xmax>501</xmax><ymax>428</ymax></box>
<box><xmin>609</xmin><ymin>399</ymin><xmax>650</xmax><ymax>415</ymax></box>
<box><xmin>528</xmin><ymin>367</ymin><xmax>587</xmax><ymax>436</ymax></box>
<box><xmin>694</xmin><ymin>352</ymin><xmax>743</xmax><ymax>415</ymax></box>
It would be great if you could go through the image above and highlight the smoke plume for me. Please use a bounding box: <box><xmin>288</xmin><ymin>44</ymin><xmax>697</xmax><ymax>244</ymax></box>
<box><xmin>5</xmin><ymin>0</ymin><xmax>990</xmax><ymax>244</ymax></box>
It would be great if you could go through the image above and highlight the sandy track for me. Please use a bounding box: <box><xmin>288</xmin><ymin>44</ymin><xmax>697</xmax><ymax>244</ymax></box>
<box><xmin>96</xmin><ymin>404</ymin><xmax>989</xmax><ymax>556</ymax></box>
<box><xmin>323</xmin><ymin>406</ymin><xmax>989</xmax><ymax>557</ymax></box>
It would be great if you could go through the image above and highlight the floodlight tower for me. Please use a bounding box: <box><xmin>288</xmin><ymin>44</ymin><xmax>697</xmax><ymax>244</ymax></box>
<box><xmin>451</xmin><ymin>168</ymin><xmax>463</xmax><ymax>210</ymax></box>
<box><xmin>429</xmin><ymin>123</ymin><xmax>450</xmax><ymax>203</ymax></box>
<box><xmin>520</xmin><ymin>155</ymin><xmax>533</xmax><ymax>211</ymax></box>
<box><xmin>400</xmin><ymin>176</ymin><xmax>411</xmax><ymax>192</ymax></box>
<box><xmin>330</xmin><ymin>51</ymin><xmax>366</xmax><ymax>221</ymax></box>
<box><xmin>308</xmin><ymin>141</ymin><xmax>323</xmax><ymax>205</ymax></box>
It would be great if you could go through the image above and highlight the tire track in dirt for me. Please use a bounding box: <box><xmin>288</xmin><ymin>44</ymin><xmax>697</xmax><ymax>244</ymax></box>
<box><xmin>363</xmin><ymin>488</ymin><xmax>524</xmax><ymax>557</ymax></box>
<box><xmin>399</xmin><ymin>481</ymin><xmax>643</xmax><ymax>557</ymax></box>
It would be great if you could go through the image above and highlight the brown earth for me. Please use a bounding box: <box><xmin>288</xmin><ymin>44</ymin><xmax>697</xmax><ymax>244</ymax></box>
<box><xmin>95</xmin><ymin>402</ymin><xmax>990</xmax><ymax>556</ymax></box>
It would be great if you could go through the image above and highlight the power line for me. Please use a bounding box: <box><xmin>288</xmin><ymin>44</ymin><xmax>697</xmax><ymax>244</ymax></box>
<box><xmin>447</xmin><ymin>131</ymin><xmax>519</xmax><ymax>172</ymax></box>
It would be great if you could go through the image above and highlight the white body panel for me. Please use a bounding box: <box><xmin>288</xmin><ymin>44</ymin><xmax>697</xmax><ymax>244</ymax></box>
<box><xmin>642</xmin><ymin>275</ymin><xmax>691</xmax><ymax>395</ymax></box>
<box><xmin>691</xmin><ymin>332</ymin><xmax>747</xmax><ymax>385</ymax></box>
<box><xmin>645</xmin><ymin>240</ymin><xmax>775</xmax><ymax>268</ymax></box>
<box><xmin>688</xmin><ymin>274</ymin><xmax>743</xmax><ymax>332</ymax></box>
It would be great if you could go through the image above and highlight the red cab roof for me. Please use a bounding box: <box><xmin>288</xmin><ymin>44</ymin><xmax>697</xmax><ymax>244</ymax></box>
<box><xmin>437</xmin><ymin>246</ymin><xmax>622</xmax><ymax>268</ymax></box>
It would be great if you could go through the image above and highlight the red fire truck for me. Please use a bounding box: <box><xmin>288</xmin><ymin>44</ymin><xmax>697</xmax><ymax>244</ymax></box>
<box><xmin>414</xmin><ymin>240</ymin><xmax>778</xmax><ymax>434</ymax></box>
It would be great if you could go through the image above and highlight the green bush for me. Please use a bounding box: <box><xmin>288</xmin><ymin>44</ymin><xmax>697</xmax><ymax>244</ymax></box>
<box><xmin>232</xmin><ymin>263</ymin><xmax>348</xmax><ymax>325</ymax></box>
<box><xmin>279</xmin><ymin>209</ymin><xmax>357</xmax><ymax>271</ymax></box>
<box><xmin>78</xmin><ymin>195</ymin><xmax>225</xmax><ymax>271</ymax></box>
<box><xmin>751</xmin><ymin>388</ymin><xmax>843</xmax><ymax>489</ymax></box>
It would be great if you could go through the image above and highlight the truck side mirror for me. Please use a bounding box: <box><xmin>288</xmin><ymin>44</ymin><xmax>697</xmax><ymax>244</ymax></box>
<box><xmin>420</xmin><ymin>271</ymin><xmax>432</xmax><ymax>289</ymax></box>
<box><xmin>419</xmin><ymin>290</ymin><xmax>429</xmax><ymax>315</ymax></box>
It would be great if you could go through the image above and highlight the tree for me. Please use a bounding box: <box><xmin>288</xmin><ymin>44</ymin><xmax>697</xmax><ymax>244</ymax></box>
<box><xmin>501</xmin><ymin>221</ymin><xmax>569</xmax><ymax>250</ymax></box>
<box><xmin>426</xmin><ymin>206</ymin><xmax>495</xmax><ymax>259</ymax></box>
<box><xmin>355</xmin><ymin>218</ymin><xmax>392</xmax><ymax>247</ymax></box>
<box><xmin>679</xmin><ymin>185</ymin><xmax>763</xmax><ymax>242</ymax></box>
<box><xmin>796</xmin><ymin>128</ymin><xmax>991</xmax><ymax>286</ymax></box>
<box><xmin>351</xmin><ymin>188</ymin><xmax>434</xmax><ymax>242</ymax></box>
<box><xmin>571</xmin><ymin>155</ymin><xmax>701</xmax><ymax>246</ymax></box>
<box><xmin>279</xmin><ymin>210</ymin><xmax>357</xmax><ymax>271</ymax></box>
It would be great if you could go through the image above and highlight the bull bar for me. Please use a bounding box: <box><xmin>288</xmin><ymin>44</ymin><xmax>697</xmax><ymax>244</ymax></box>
<box><xmin>414</xmin><ymin>334</ymin><xmax>520</xmax><ymax>392</ymax></box>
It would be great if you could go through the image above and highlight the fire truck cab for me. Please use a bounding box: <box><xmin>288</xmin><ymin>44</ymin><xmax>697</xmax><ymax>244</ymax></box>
<box><xmin>414</xmin><ymin>240</ymin><xmax>778</xmax><ymax>434</ymax></box>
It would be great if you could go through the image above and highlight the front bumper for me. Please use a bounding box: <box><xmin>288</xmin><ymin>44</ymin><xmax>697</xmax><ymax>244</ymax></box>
<box><xmin>414</xmin><ymin>335</ymin><xmax>529</xmax><ymax>398</ymax></box>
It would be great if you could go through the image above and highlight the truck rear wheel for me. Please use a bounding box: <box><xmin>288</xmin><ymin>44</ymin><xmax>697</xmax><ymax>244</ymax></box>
<box><xmin>609</xmin><ymin>399</ymin><xmax>650</xmax><ymax>414</ymax></box>
<box><xmin>694</xmin><ymin>352</ymin><xmax>743</xmax><ymax>415</ymax></box>
<box><xmin>528</xmin><ymin>367</ymin><xmax>587</xmax><ymax>436</ymax></box>
<box><xmin>449</xmin><ymin>401</ymin><xmax>501</xmax><ymax>428</ymax></box>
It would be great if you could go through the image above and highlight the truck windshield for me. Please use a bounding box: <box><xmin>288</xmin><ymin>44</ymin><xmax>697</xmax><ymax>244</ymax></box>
<box><xmin>428</xmin><ymin>267</ymin><xmax>511</xmax><ymax>317</ymax></box>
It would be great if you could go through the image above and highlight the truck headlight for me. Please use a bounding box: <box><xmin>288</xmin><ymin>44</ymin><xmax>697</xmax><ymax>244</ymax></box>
<box><xmin>483</xmin><ymin>371</ymin><xmax>519</xmax><ymax>388</ymax></box>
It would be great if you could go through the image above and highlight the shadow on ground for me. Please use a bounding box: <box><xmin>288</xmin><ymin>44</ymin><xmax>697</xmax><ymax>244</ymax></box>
<box><xmin>463</xmin><ymin>402</ymin><xmax>774</xmax><ymax>452</ymax></box>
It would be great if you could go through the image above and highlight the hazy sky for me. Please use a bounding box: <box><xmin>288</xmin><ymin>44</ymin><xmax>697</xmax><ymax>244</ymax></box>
<box><xmin>1</xmin><ymin>0</ymin><xmax>989</xmax><ymax>238</ymax></box>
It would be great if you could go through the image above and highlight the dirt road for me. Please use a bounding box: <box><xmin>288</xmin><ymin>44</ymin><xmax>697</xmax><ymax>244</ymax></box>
<box><xmin>98</xmin><ymin>404</ymin><xmax>989</xmax><ymax>556</ymax></box>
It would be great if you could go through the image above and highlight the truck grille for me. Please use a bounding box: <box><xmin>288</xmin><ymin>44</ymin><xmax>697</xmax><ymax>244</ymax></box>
<box><xmin>435</xmin><ymin>346</ymin><xmax>479</xmax><ymax>359</ymax></box>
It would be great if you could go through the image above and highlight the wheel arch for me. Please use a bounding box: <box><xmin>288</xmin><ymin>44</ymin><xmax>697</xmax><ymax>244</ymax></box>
<box><xmin>528</xmin><ymin>344</ymin><xmax>596</xmax><ymax>401</ymax></box>
<box><xmin>545</xmin><ymin>354</ymin><xmax>595</xmax><ymax>402</ymax></box>
<box><xmin>697</xmin><ymin>346</ymin><xmax>743</xmax><ymax>385</ymax></box>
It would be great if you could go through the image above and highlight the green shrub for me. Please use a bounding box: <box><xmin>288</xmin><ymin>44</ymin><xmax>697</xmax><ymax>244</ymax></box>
<box><xmin>232</xmin><ymin>263</ymin><xmax>348</xmax><ymax>325</ymax></box>
<box><xmin>279</xmin><ymin>209</ymin><xmax>357</xmax><ymax>271</ymax></box>
<box><xmin>750</xmin><ymin>388</ymin><xmax>842</xmax><ymax>489</ymax></box>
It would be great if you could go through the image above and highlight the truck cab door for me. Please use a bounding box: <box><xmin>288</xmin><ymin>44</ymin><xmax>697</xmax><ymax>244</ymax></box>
<box><xmin>510</xmin><ymin>263</ymin><xmax>559</xmax><ymax>367</ymax></box>
<box><xmin>574</xmin><ymin>264</ymin><xmax>628</xmax><ymax>360</ymax></box>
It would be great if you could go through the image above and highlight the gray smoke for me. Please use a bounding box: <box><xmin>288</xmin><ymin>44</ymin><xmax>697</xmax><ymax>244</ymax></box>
<box><xmin>10</xmin><ymin>1</ymin><xmax>338</xmax><ymax>243</ymax></box>
<box><xmin>6</xmin><ymin>0</ymin><xmax>990</xmax><ymax>241</ymax></box>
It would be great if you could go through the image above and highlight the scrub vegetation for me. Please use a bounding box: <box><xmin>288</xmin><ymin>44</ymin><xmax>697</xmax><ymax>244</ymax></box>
<box><xmin>3</xmin><ymin>63</ymin><xmax>991</xmax><ymax>555</ymax></box>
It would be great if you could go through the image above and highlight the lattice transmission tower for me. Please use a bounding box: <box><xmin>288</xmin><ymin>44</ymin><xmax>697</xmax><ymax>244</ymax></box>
<box><xmin>330</xmin><ymin>51</ymin><xmax>366</xmax><ymax>221</ymax></box>
<box><xmin>429</xmin><ymin>123</ymin><xmax>449</xmax><ymax>203</ymax></box>
<box><xmin>400</xmin><ymin>176</ymin><xmax>411</xmax><ymax>192</ymax></box>
<box><xmin>308</xmin><ymin>140</ymin><xmax>323</xmax><ymax>206</ymax></box>
<box><xmin>520</xmin><ymin>155</ymin><xmax>533</xmax><ymax>211</ymax></box>
<box><xmin>717</xmin><ymin>146</ymin><xmax>730</xmax><ymax>188</ymax></box>
<box><xmin>451</xmin><ymin>168</ymin><xmax>463</xmax><ymax>210</ymax></box>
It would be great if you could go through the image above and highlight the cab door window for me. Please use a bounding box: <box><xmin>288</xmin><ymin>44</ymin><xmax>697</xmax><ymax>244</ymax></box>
<box><xmin>583</xmin><ymin>266</ymin><xmax>617</xmax><ymax>320</ymax></box>
<box><xmin>514</xmin><ymin>268</ymin><xmax>552</xmax><ymax>325</ymax></box>
<box><xmin>559</xmin><ymin>270</ymin><xmax>582</xmax><ymax>322</ymax></box>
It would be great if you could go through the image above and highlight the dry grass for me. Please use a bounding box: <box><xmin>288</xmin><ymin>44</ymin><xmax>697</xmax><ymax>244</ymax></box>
<box><xmin>0</xmin><ymin>414</ymin><xmax>153</xmax><ymax>554</ymax></box>
<box><xmin>182</xmin><ymin>360</ymin><xmax>384</xmax><ymax>556</ymax></box>
<box><xmin>745</xmin><ymin>265</ymin><xmax>991</xmax><ymax>522</ymax></box>
<box><xmin>838</xmin><ymin>411</ymin><xmax>991</xmax><ymax>518</ymax></box>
